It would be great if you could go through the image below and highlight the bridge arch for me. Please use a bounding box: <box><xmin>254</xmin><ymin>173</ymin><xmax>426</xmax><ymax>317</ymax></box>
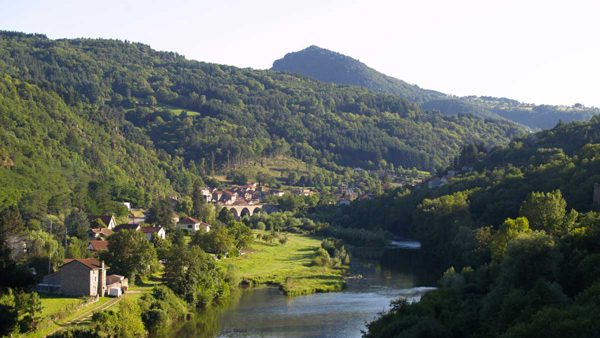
<box><xmin>229</xmin><ymin>208</ymin><xmax>239</xmax><ymax>220</ymax></box>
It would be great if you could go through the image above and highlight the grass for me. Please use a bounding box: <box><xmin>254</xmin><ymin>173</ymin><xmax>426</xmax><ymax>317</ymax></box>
<box><xmin>27</xmin><ymin>271</ymin><xmax>164</xmax><ymax>337</ymax></box>
<box><xmin>157</xmin><ymin>103</ymin><xmax>200</xmax><ymax>116</ymax></box>
<box><xmin>221</xmin><ymin>231</ymin><xmax>348</xmax><ymax>296</ymax></box>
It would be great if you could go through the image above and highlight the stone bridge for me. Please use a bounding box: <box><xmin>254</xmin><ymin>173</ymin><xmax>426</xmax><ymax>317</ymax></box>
<box><xmin>226</xmin><ymin>204</ymin><xmax>277</xmax><ymax>220</ymax></box>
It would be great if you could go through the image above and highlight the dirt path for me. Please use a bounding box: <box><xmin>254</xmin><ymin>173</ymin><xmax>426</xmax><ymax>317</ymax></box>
<box><xmin>45</xmin><ymin>297</ymin><xmax>122</xmax><ymax>337</ymax></box>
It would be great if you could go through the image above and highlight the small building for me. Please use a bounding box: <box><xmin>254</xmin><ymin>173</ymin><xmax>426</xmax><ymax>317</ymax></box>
<box><xmin>121</xmin><ymin>202</ymin><xmax>131</xmax><ymax>210</ymax></box>
<box><xmin>172</xmin><ymin>214</ymin><xmax>180</xmax><ymax>225</ymax></box>
<box><xmin>88</xmin><ymin>240</ymin><xmax>109</xmax><ymax>252</ymax></box>
<box><xmin>37</xmin><ymin>258</ymin><xmax>108</xmax><ymax>297</ymax></box>
<box><xmin>87</xmin><ymin>215</ymin><xmax>116</xmax><ymax>229</ymax></box>
<box><xmin>447</xmin><ymin>170</ymin><xmax>458</xmax><ymax>177</ymax></box>
<box><xmin>177</xmin><ymin>217</ymin><xmax>211</xmax><ymax>234</ymax></box>
<box><xmin>106</xmin><ymin>274</ymin><xmax>128</xmax><ymax>293</ymax></box>
<box><xmin>270</xmin><ymin>190</ymin><xmax>285</xmax><ymax>197</ymax></box>
<box><xmin>139</xmin><ymin>226</ymin><xmax>166</xmax><ymax>240</ymax></box>
<box><xmin>428</xmin><ymin>177</ymin><xmax>442</xmax><ymax>189</ymax></box>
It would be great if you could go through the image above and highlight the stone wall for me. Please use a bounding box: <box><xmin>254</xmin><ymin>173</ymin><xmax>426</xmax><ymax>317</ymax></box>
<box><xmin>60</xmin><ymin>262</ymin><xmax>93</xmax><ymax>297</ymax></box>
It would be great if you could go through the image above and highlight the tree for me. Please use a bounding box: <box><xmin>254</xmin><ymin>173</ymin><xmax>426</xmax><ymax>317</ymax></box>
<box><xmin>162</xmin><ymin>244</ymin><xmax>227</xmax><ymax>306</ymax></box>
<box><xmin>217</xmin><ymin>207</ymin><xmax>235</xmax><ymax>224</ymax></box>
<box><xmin>0</xmin><ymin>205</ymin><xmax>25</xmax><ymax>238</ymax></box>
<box><xmin>382</xmin><ymin>174</ymin><xmax>392</xmax><ymax>192</ymax></box>
<box><xmin>147</xmin><ymin>197</ymin><xmax>174</xmax><ymax>228</ymax></box>
<box><xmin>66</xmin><ymin>237</ymin><xmax>90</xmax><ymax>259</ymax></box>
<box><xmin>519</xmin><ymin>190</ymin><xmax>567</xmax><ymax>233</ymax></box>
<box><xmin>191</xmin><ymin>182</ymin><xmax>205</xmax><ymax>219</ymax></box>
<box><xmin>192</xmin><ymin>226</ymin><xmax>235</xmax><ymax>255</ymax></box>
<box><xmin>490</xmin><ymin>217</ymin><xmax>532</xmax><ymax>261</ymax></box>
<box><xmin>100</xmin><ymin>230</ymin><xmax>158</xmax><ymax>283</ymax></box>
<box><xmin>64</xmin><ymin>209</ymin><xmax>90</xmax><ymax>240</ymax></box>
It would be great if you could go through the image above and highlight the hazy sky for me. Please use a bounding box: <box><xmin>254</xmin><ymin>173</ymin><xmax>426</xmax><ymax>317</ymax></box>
<box><xmin>2</xmin><ymin>0</ymin><xmax>599</xmax><ymax>107</ymax></box>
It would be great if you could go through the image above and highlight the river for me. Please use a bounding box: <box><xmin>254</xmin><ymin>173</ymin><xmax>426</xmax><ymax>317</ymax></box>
<box><xmin>173</xmin><ymin>248</ymin><xmax>438</xmax><ymax>338</ymax></box>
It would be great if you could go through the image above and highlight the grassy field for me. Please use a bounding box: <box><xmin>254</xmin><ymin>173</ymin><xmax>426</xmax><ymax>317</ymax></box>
<box><xmin>221</xmin><ymin>231</ymin><xmax>347</xmax><ymax>296</ymax></box>
<box><xmin>158</xmin><ymin>103</ymin><xmax>200</xmax><ymax>116</ymax></box>
<box><xmin>28</xmin><ymin>272</ymin><xmax>163</xmax><ymax>337</ymax></box>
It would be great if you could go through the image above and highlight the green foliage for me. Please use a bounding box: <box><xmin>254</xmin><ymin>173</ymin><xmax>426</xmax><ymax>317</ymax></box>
<box><xmin>146</xmin><ymin>196</ymin><xmax>174</xmax><ymax>228</ymax></box>
<box><xmin>519</xmin><ymin>190</ymin><xmax>567</xmax><ymax>234</ymax></box>
<box><xmin>162</xmin><ymin>244</ymin><xmax>228</xmax><ymax>307</ymax></box>
<box><xmin>100</xmin><ymin>230</ymin><xmax>158</xmax><ymax>282</ymax></box>
<box><xmin>490</xmin><ymin>217</ymin><xmax>531</xmax><ymax>261</ymax></box>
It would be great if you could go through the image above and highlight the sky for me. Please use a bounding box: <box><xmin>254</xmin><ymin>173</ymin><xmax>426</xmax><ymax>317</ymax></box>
<box><xmin>2</xmin><ymin>0</ymin><xmax>599</xmax><ymax>107</ymax></box>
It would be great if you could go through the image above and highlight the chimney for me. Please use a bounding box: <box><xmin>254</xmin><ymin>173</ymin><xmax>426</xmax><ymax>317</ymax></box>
<box><xmin>99</xmin><ymin>260</ymin><xmax>106</xmax><ymax>297</ymax></box>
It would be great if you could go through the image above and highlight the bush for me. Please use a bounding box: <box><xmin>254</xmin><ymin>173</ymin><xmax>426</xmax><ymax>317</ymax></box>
<box><xmin>256</xmin><ymin>222</ymin><xmax>266</xmax><ymax>231</ymax></box>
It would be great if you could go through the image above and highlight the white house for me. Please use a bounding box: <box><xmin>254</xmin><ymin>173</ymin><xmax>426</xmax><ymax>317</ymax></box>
<box><xmin>139</xmin><ymin>226</ymin><xmax>166</xmax><ymax>240</ymax></box>
<box><xmin>87</xmin><ymin>215</ymin><xmax>116</xmax><ymax>229</ymax></box>
<box><xmin>177</xmin><ymin>217</ymin><xmax>211</xmax><ymax>234</ymax></box>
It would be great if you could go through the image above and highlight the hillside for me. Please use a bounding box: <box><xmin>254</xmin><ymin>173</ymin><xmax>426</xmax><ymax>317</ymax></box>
<box><xmin>0</xmin><ymin>32</ymin><xmax>523</xmax><ymax>179</ymax></box>
<box><xmin>359</xmin><ymin>116</ymin><xmax>600</xmax><ymax>338</ymax></box>
<box><xmin>272</xmin><ymin>46</ymin><xmax>599</xmax><ymax>129</ymax></box>
<box><xmin>272</xmin><ymin>45</ymin><xmax>445</xmax><ymax>104</ymax></box>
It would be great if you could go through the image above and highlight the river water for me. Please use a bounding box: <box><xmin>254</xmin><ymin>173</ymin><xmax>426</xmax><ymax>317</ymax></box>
<box><xmin>173</xmin><ymin>250</ymin><xmax>437</xmax><ymax>338</ymax></box>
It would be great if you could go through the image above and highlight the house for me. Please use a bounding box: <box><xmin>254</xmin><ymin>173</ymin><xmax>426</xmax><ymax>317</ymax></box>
<box><xmin>88</xmin><ymin>228</ymin><xmax>114</xmax><ymax>241</ymax></box>
<box><xmin>172</xmin><ymin>214</ymin><xmax>180</xmax><ymax>225</ymax></box>
<box><xmin>201</xmin><ymin>187</ymin><xmax>213</xmax><ymax>202</ymax></box>
<box><xmin>212</xmin><ymin>191</ymin><xmax>224</xmax><ymax>202</ymax></box>
<box><xmin>35</xmin><ymin>258</ymin><xmax>128</xmax><ymax>297</ymax></box>
<box><xmin>222</xmin><ymin>191</ymin><xmax>237</xmax><ymax>205</ymax></box>
<box><xmin>87</xmin><ymin>215</ymin><xmax>116</xmax><ymax>229</ymax></box>
<box><xmin>37</xmin><ymin>258</ymin><xmax>108</xmax><ymax>297</ymax></box>
<box><xmin>337</xmin><ymin>197</ymin><xmax>351</xmax><ymax>206</ymax></box>
<box><xmin>139</xmin><ymin>226</ymin><xmax>166</xmax><ymax>240</ymax></box>
<box><xmin>177</xmin><ymin>217</ymin><xmax>211</xmax><ymax>234</ymax></box>
<box><xmin>270</xmin><ymin>190</ymin><xmax>285</xmax><ymax>197</ymax></box>
<box><xmin>428</xmin><ymin>177</ymin><xmax>442</xmax><ymax>189</ymax></box>
<box><xmin>88</xmin><ymin>240</ymin><xmax>109</xmax><ymax>252</ymax></box>
<box><xmin>121</xmin><ymin>202</ymin><xmax>131</xmax><ymax>210</ymax></box>
<box><xmin>294</xmin><ymin>189</ymin><xmax>315</xmax><ymax>196</ymax></box>
<box><xmin>338</xmin><ymin>184</ymin><xmax>348</xmax><ymax>195</ymax></box>
<box><xmin>106</xmin><ymin>274</ymin><xmax>128</xmax><ymax>294</ymax></box>
<box><xmin>441</xmin><ymin>175</ymin><xmax>452</xmax><ymax>184</ymax></box>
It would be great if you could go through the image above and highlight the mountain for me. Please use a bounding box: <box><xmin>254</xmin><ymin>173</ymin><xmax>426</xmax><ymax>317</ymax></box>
<box><xmin>272</xmin><ymin>46</ymin><xmax>599</xmax><ymax>129</ymax></box>
<box><xmin>272</xmin><ymin>45</ymin><xmax>445</xmax><ymax>104</ymax></box>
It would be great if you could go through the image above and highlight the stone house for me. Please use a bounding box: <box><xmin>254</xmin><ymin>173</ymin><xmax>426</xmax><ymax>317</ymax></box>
<box><xmin>37</xmin><ymin>258</ymin><xmax>108</xmax><ymax>297</ymax></box>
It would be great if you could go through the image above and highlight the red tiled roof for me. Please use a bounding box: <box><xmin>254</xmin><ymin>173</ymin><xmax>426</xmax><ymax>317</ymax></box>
<box><xmin>63</xmin><ymin>258</ymin><xmax>108</xmax><ymax>270</ymax></box>
<box><xmin>139</xmin><ymin>226</ymin><xmax>164</xmax><ymax>233</ymax></box>
<box><xmin>178</xmin><ymin>217</ymin><xmax>200</xmax><ymax>224</ymax></box>
<box><xmin>88</xmin><ymin>240</ymin><xmax>109</xmax><ymax>251</ymax></box>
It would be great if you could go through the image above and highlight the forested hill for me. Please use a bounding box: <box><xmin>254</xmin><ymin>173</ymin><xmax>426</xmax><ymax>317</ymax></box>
<box><xmin>272</xmin><ymin>45</ymin><xmax>599</xmax><ymax>130</ymax></box>
<box><xmin>272</xmin><ymin>45</ymin><xmax>446</xmax><ymax>104</ymax></box>
<box><xmin>0</xmin><ymin>31</ymin><xmax>522</xmax><ymax>176</ymax></box>
<box><xmin>358</xmin><ymin>114</ymin><xmax>600</xmax><ymax>338</ymax></box>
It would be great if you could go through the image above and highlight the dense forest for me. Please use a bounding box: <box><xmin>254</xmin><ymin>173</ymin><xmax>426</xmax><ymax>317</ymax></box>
<box><xmin>336</xmin><ymin>117</ymin><xmax>600</xmax><ymax>336</ymax></box>
<box><xmin>272</xmin><ymin>45</ymin><xmax>599</xmax><ymax>130</ymax></box>
<box><xmin>0</xmin><ymin>31</ymin><xmax>524</xmax><ymax>213</ymax></box>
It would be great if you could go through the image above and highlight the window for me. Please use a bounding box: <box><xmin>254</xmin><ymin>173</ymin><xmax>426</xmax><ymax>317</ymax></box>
<box><xmin>188</xmin><ymin>225</ymin><xmax>192</xmax><ymax>229</ymax></box>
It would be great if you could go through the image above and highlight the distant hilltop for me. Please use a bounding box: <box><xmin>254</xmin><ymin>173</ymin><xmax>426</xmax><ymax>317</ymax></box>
<box><xmin>272</xmin><ymin>45</ymin><xmax>599</xmax><ymax>130</ymax></box>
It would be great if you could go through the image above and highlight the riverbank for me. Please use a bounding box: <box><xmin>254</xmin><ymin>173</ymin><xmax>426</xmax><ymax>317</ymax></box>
<box><xmin>220</xmin><ymin>231</ymin><xmax>348</xmax><ymax>296</ymax></box>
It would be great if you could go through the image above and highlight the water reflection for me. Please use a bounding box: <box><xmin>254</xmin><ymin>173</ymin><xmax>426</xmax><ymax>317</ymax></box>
<box><xmin>173</xmin><ymin>256</ymin><xmax>437</xmax><ymax>338</ymax></box>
